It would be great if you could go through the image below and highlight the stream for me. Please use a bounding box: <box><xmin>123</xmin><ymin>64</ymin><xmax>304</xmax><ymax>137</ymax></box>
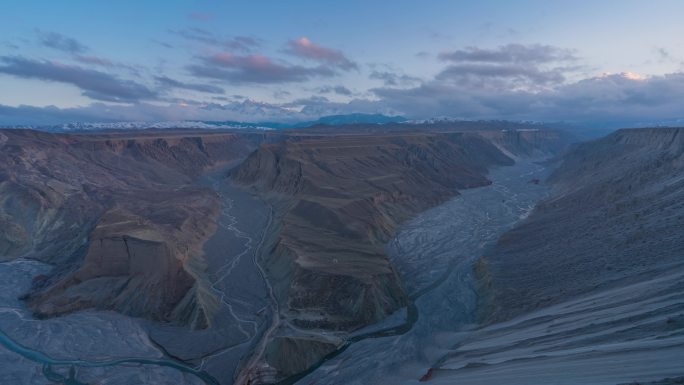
<box><xmin>0</xmin><ymin>160</ymin><xmax>548</xmax><ymax>385</ymax></box>
<box><xmin>290</xmin><ymin>160</ymin><xmax>550</xmax><ymax>385</ymax></box>
<box><xmin>0</xmin><ymin>259</ymin><xmax>218</xmax><ymax>384</ymax></box>
<box><xmin>0</xmin><ymin>167</ymin><xmax>271</xmax><ymax>385</ymax></box>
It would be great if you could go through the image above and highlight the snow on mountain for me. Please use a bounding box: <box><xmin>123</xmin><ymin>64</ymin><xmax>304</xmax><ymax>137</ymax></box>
<box><xmin>13</xmin><ymin>120</ymin><xmax>273</xmax><ymax>131</ymax></box>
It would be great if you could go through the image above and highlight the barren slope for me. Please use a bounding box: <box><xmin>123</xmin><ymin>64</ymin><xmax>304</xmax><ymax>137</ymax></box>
<box><xmin>477</xmin><ymin>127</ymin><xmax>684</xmax><ymax>322</ymax></box>
<box><xmin>0</xmin><ymin>129</ymin><xmax>266</xmax><ymax>328</ymax></box>
<box><xmin>424</xmin><ymin>127</ymin><xmax>684</xmax><ymax>385</ymax></box>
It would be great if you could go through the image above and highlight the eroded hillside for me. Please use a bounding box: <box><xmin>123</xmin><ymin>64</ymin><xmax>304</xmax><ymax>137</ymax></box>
<box><xmin>230</xmin><ymin>129</ymin><xmax>567</xmax><ymax>381</ymax></box>
<box><xmin>0</xmin><ymin>129</ymin><xmax>266</xmax><ymax>328</ymax></box>
<box><xmin>477</xmin><ymin>127</ymin><xmax>684</xmax><ymax>322</ymax></box>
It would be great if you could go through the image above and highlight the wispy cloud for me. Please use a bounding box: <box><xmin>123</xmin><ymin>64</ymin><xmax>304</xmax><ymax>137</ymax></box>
<box><xmin>273</xmin><ymin>90</ymin><xmax>292</xmax><ymax>99</ymax></box>
<box><xmin>73</xmin><ymin>55</ymin><xmax>115</xmax><ymax>67</ymax></box>
<box><xmin>435</xmin><ymin>44</ymin><xmax>580</xmax><ymax>90</ymax></box>
<box><xmin>370</xmin><ymin>69</ymin><xmax>684</xmax><ymax>126</ymax></box>
<box><xmin>188</xmin><ymin>12</ymin><xmax>213</xmax><ymax>22</ymax></box>
<box><xmin>174</xmin><ymin>28</ymin><xmax>260</xmax><ymax>52</ymax></box>
<box><xmin>188</xmin><ymin>53</ymin><xmax>335</xmax><ymax>84</ymax></box>
<box><xmin>5</xmin><ymin>70</ymin><xmax>684</xmax><ymax>128</ymax></box>
<box><xmin>0</xmin><ymin>56</ymin><xmax>156</xmax><ymax>103</ymax></box>
<box><xmin>319</xmin><ymin>85</ymin><xmax>353</xmax><ymax>96</ymax></box>
<box><xmin>36</xmin><ymin>30</ymin><xmax>88</xmax><ymax>54</ymax></box>
<box><xmin>2</xmin><ymin>41</ymin><xmax>20</xmax><ymax>50</ymax></box>
<box><xmin>370</xmin><ymin>70</ymin><xmax>421</xmax><ymax>87</ymax></box>
<box><xmin>155</xmin><ymin>75</ymin><xmax>224</xmax><ymax>94</ymax></box>
<box><xmin>439</xmin><ymin>44</ymin><xmax>576</xmax><ymax>64</ymax></box>
<box><xmin>285</xmin><ymin>37</ymin><xmax>357</xmax><ymax>70</ymax></box>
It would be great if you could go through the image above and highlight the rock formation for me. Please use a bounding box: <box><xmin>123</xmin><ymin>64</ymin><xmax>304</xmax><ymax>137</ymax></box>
<box><xmin>0</xmin><ymin>129</ymin><xmax>266</xmax><ymax>328</ymax></box>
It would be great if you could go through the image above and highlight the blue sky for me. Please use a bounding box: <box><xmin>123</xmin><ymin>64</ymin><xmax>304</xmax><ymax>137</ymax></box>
<box><xmin>2</xmin><ymin>0</ymin><xmax>684</xmax><ymax>126</ymax></box>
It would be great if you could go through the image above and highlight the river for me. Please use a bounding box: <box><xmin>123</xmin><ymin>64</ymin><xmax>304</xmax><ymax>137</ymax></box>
<box><xmin>0</xmin><ymin>160</ymin><xmax>548</xmax><ymax>385</ymax></box>
<box><xmin>290</xmin><ymin>160</ymin><xmax>550</xmax><ymax>385</ymax></box>
<box><xmin>0</xmin><ymin>259</ymin><xmax>215</xmax><ymax>384</ymax></box>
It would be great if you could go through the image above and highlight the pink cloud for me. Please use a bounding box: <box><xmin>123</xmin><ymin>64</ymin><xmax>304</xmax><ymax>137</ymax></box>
<box><xmin>286</xmin><ymin>37</ymin><xmax>357</xmax><ymax>70</ymax></box>
<box><xmin>189</xmin><ymin>53</ymin><xmax>335</xmax><ymax>83</ymax></box>
<box><xmin>75</xmin><ymin>55</ymin><xmax>114</xmax><ymax>67</ymax></box>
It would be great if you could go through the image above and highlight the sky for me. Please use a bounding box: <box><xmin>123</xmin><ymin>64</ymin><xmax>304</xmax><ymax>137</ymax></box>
<box><xmin>2</xmin><ymin>0</ymin><xmax>684</xmax><ymax>127</ymax></box>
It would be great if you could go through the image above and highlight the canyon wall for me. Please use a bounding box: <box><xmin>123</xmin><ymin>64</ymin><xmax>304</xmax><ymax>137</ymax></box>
<box><xmin>0</xmin><ymin>129</ymin><xmax>266</xmax><ymax>328</ymax></box>
<box><xmin>476</xmin><ymin>127</ymin><xmax>684</xmax><ymax>322</ymax></box>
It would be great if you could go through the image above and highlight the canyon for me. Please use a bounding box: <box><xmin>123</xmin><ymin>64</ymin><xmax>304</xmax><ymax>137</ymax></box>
<box><xmin>0</xmin><ymin>124</ymin><xmax>681</xmax><ymax>385</ymax></box>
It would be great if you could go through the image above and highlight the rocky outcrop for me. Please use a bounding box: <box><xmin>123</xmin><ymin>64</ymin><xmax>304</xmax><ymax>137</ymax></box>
<box><xmin>0</xmin><ymin>129</ymin><xmax>265</xmax><ymax>327</ymax></box>
<box><xmin>476</xmin><ymin>127</ymin><xmax>684</xmax><ymax>323</ymax></box>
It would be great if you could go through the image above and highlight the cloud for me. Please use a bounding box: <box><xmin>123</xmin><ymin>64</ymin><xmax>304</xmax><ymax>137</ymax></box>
<box><xmin>371</xmin><ymin>70</ymin><xmax>684</xmax><ymax>126</ymax></box>
<box><xmin>285</xmin><ymin>37</ymin><xmax>357</xmax><ymax>70</ymax></box>
<box><xmin>174</xmin><ymin>28</ymin><xmax>260</xmax><ymax>52</ymax></box>
<box><xmin>0</xmin><ymin>96</ymin><xmax>383</xmax><ymax>126</ymax></box>
<box><xmin>435</xmin><ymin>62</ymin><xmax>569</xmax><ymax>88</ymax></box>
<box><xmin>273</xmin><ymin>90</ymin><xmax>292</xmax><ymax>99</ymax></box>
<box><xmin>188</xmin><ymin>12</ymin><xmax>213</xmax><ymax>21</ymax></box>
<box><xmin>0</xmin><ymin>100</ymin><xmax>293</xmax><ymax>126</ymax></box>
<box><xmin>71</xmin><ymin>55</ymin><xmax>141</xmax><ymax>77</ymax></box>
<box><xmin>0</xmin><ymin>104</ymin><xmax>102</xmax><ymax>126</ymax></box>
<box><xmin>5</xmin><ymin>70</ymin><xmax>684</xmax><ymax>128</ymax></box>
<box><xmin>435</xmin><ymin>44</ymin><xmax>580</xmax><ymax>91</ymax></box>
<box><xmin>539</xmin><ymin>72</ymin><xmax>684</xmax><ymax>120</ymax></box>
<box><xmin>655</xmin><ymin>47</ymin><xmax>671</xmax><ymax>61</ymax></box>
<box><xmin>74</xmin><ymin>55</ymin><xmax>113</xmax><ymax>66</ymax></box>
<box><xmin>153</xmin><ymin>40</ymin><xmax>174</xmax><ymax>49</ymax></box>
<box><xmin>439</xmin><ymin>43</ymin><xmax>576</xmax><ymax>64</ymax></box>
<box><xmin>370</xmin><ymin>70</ymin><xmax>421</xmax><ymax>87</ymax></box>
<box><xmin>319</xmin><ymin>85</ymin><xmax>352</xmax><ymax>96</ymax></box>
<box><xmin>292</xmin><ymin>97</ymin><xmax>393</xmax><ymax>117</ymax></box>
<box><xmin>188</xmin><ymin>53</ymin><xmax>335</xmax><ymax>83</ymax></box>
<box><xmin>154</xmin><ymin>75</ymin><xmax>224</xmax><ymax>94</ymax></box>
<box><xmin>4</xmin><ymin>37</ymin><xmax>684</xmax><ymax>129</ymax></box>
<box><xmin>0</xmin><ymin>56</ymin><xmax>157</xmax><ymax>103</ymax></box>
<box><xmin>2</xmin><ymin>41</ymin><xmax>20</xmax><ymax>50</ymax></box>
<box><xmin>36</xmin><ymin>31</ymin><xmax>88</xmax><ymax>54</ymax></box>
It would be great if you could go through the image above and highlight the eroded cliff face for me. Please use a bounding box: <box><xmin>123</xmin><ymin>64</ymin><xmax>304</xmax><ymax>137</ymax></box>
<box><xmin>476</xmin><ymin>127</ymin><xmax>684</xmax><ymax>323</ymax></box>
<box><xmin>475</xmin><ymin>128</ymin><xmax>573</xmax><ymax>158</ymax></box>
<box><xmin>232</xmin><ymin>131</ymin><xmax>518</xmax><ymax>379</ymax></box>
<box><xmin>0</xmin><ymin>129</ymin><xmax>265</xmax><ymax>328</ymax></box>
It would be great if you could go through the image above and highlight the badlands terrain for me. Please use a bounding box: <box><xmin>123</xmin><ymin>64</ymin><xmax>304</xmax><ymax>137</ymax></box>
<box><xmin>0</xmin><ymin>124</ymin><xmax>681</xmax><ymax>385</ymax></box>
